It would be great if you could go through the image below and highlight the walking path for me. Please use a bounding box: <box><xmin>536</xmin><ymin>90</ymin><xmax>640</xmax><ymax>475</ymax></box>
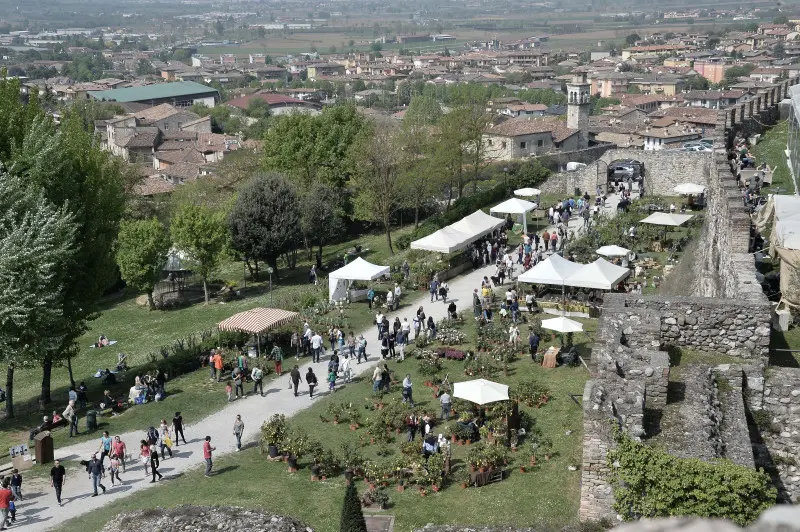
<box><xmin>13</xmin><ymin>192</ymin><xmax>623</xmax><ymax>530</ymax></box>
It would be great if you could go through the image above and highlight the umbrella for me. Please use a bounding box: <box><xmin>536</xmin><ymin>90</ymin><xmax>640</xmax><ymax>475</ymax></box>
<box><xmin>640</xmin><ymin>212</ymin><xmax>695</xmax><ymax>240</ymax></box>
<box><xmin>453</xmin><ymin>378</ymin><xmax>509</xmax><ymax>405</ymax></box>
<box><xmin>673</xmin><ymin>183</ymin><xmax>706</xmax><ymax>195</ymax></box>
<box><xmin>541</xmin><ymin>316</ymin><xmax>584</xmax><ymax>333</ymax></box>
<box><xmin>595</xmin><ymin>245</ymin><xmax>630</xmax><ymax>258</ymax></box>
<box><xmin>514</xmin><ymin>187</ymin><xmax>541</xmax><ymax>197</ymax></box>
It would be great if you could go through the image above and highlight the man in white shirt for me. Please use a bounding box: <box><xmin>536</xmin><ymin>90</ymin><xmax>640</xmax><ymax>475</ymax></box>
<box><xmin>310</xmin><ymin>332</ymin><xmax>323</xmax><ymax>363</ymax></box>
<box><xmin>340</xmin><ymin>354</ymin><xmax>352</xmax><ymax>383</ymax></box>
<box><xmin>386</xmin><ymin>290</ymin><xmax>394</xmax><ymax>311</ymax></box>
<box><xmin>375</xmin><ymin>312</ymin><xmax>385</xmax><ymax>339</ymax></box>
<box><xmin>394</xmin><ymin>284</ymin><xmax>401</xmax><ymax>310</ymax></box>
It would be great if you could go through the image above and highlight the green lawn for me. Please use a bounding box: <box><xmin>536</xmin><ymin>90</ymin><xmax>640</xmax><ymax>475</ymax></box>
<box><xmin>754</xmin><ymin>120</ymin><xmax>794</xmax><ymax>195</ymax></box>
<box><xmin>0</xmin><ymin>226</ymin><xmax>414</xmax><ymax>452</ymax></box>
<box><xmin>59</xmin><ymin>316</ymin><xmax>593</xmax><ymax>532</ymax></box>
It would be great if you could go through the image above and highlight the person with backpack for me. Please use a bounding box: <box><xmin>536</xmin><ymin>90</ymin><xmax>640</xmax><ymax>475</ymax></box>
<box><xmin>251</xmin><ymin>365</ymin><xmax>264</xmax><ymax>396</ymax></box>
<box><xmin>146</xmin><ymin>426</ymin><xmax>160</xmax><ymax>460</ymax></box>
<box><xmin>306</xmin><ymin>368</ymin><xmax>318</xmax><ymax>398</ymax></box>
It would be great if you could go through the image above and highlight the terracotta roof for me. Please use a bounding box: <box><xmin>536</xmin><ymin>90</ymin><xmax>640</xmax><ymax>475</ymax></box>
<box><xmin>163</xmin><ymin>163</ymin><xmax>201</xmax><ymax>181</ymax></box>
<box><xmin>119</xmin><ymin>127</ymin><xmax>160</xmax><ymax>148</ymax></box>
<box><xmin>226</xmin><ymin>92</ymin><xmax>307</xmax><ymax>110</ymax></box>
<box><xmin>683</xmin><ymin>90</ymin><xmax>745</xmax><ymax>101</ymax></box>
<box><xmin>658</xmin><ymin>107</ymin><xmax>718</xmax><ymax>126</ymax></box>
<box><xmin>506</xmin><ymin>103</ymin><xmax>548</xmax><ymax>112</ymax></box>
<box><xmin>486</xmin><ymin>117</ymin><xmax>578</xmax><ymax>141</ymax></box>
<box><xmin>134</xmin><ymin>103</ymin><xmax>198</xmax><ymax>124</ymax></box>
<box><xmin>154</xmin><ymin>149</ymin><xmax>206</xmax><ymax>165</ymax></box>
<box><xmin>134</xmin><ymin>175</ymin><xmax>175</xmax><ymax>196</ymax></box>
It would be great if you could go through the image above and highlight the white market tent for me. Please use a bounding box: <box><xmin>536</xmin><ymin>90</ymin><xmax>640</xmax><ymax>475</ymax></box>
<box><xmin>774</xmin><ymin>221</ymin><xmax>800</xmax><ymax>251</ymax></box>
<box><xmin>328</xmin><ymin>257</ymin><xmax>390</xmax><ymax>301</ymax></box>
<box><xmin>517</xmin><ymin>254</ymin><xmax>583</xmax><ymax>285</ymax></box>
<box><xmin>541</xmin><ymin>316</ymin><xmax>584</xmax><ymax>333</ymax></box>
<box><xmin>453</xmin><ymin>378</ymin><xmax>509</xmax><ymax>405</ymax></box>
<box><xmin>514</xmin><ymin>187</ymin><xmax>541</xmax><ymax>197</ymax></box>
<box><xmin>754</xmin><ymin>194</ymin><xmax>800</xmax><ymax>232</ymax></box>
<box><xmin>564</xmin><ymin>258</ymin><xmax>630</xmax><ymax>290</ymax></box>
<box><xmin>673</xmin><ymin>183</ymin><xmax>706</xmax><ymax>195</ymax></box>
<box><xmin>639</xmin><ymin>212</ymin><xmax>695</xmax><ymax>227</ymax></box>
<box><xmin>596</xmin><ymin>245</ymin><xmax>630</xmax><ymax>258</ymax></box>
<box><xmin>490</xmin><ymin>198</ymin><xmax>537</xmax><ymax>233</ymax></box>
<box><xmin>410</xmin><ymin>210</ymin><xmax>504</xmax><ymax>253</ymax></box>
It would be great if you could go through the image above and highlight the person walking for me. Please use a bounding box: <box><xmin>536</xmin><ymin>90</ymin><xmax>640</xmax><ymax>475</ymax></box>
<box><xmin>529</xmin><ymin>330</ymin><xmax>540</xmax><ymax>360</ymax></box>
<box><xmin>208</xmin><ymin>349</ymin><xmax>218</xmax><ymax>381</ymax></box>
<box><xmin>108</xmin><ymin>453</ymin><xmax>122</xmax><ymax>486</ymax></box>
<box><xmin>327</xmin><ymin>367</ymin><xmax>337</xmax><ymax>392</ymax></box>
<box><xmin>367</xmin><ymin>287</ymin><xmax>375</xmax><ymax>309</ymax></box>
<box><xmin>340</xmin><ymin>353</ymin><xmax>352</xmax><ymax>384</ymax></box>
<box><xmin>251</xmin><ymin>365</ymin><xmax>264</xmax><ymax>396</ymax></box>
<box><xmin>158</xmin><ymin>419</ymin><xmax>174</xmax><ymax>459</ymax></box>
<box><xmin>139</xmin><ymin>440</ymin><xmax>151</xmax><ymax>477</ymax></box>
<box><xmin>372</xmin><ymin>364</ymin><xmax>382</xmax><ymax>393</ymax></box>
<box><xmin>429</xmin><ymin>278</ymin><xmax>439</xmax><ymax>302</ymax></box>
<box><xmin>87</xmin><ymin>453</ymin><xmax>106</xmax><ymax>496</ymax></box>
<box><xmin>402</xmin><ymin>374</ymin><xmax>414</xmax><ymax>407</ymax></box>
<box><xmin>172</xmin><ymin>412</ymin><xmax>186</xmax><ymax>446</ymax></box>
<box><xmin>0</xmin><ymin>479</ymin><xmax>13</xmax><ymax>529</ymax></box>
<box><xmin>381</xmin><ymin>364</ymin><xmax>392</xmax><ymax>393</ymax></box>
<box><xmin>149</xmin><ymin>442</ymin><xmax>163</xmax><ymax>483</ymax></box>
<box><xmin>233</xmin><ymin>370</ymin><xmax>244</xmax><ymax>399</ymax></box>
<box><xmin>112</xmin><ymin>436</ymin><xmax>127</xmax><ymax>472</ymax></box>
<box><xmin>310</xmin><ymin>331</ymin><xmax>323</xmax><ymax>363</ymax></box>
<box><xmin>63</xmin><ymin>399</ymin><xmax>79</xmax><ymax>437</ymax></box>
<box><xmin>397</xmin><ymin>329</ymin><xmax>407</xmax><ymax>361</ymax></box>
<box><xmin>233</xmin><ymin>415</ymin><xmax>244</xmax><ymax>452</ymax></box>
<box><xmin>203</xmin><ymin>436</ymin><xmax>216</xmax><ymax>477</ymax></box>
<box><xmin>290</xmin><ymin>365</ymin><xmax>302</xmax><ymax>396</ymax></box>
<box><xmin>306</xmin><ymin>368</ymin><xmax>318</xmax><ymax>398</ymax></box>
<box><xmin>9</xmin><ymin>470</ymin><xmax>22</xmax><ymax>501</ymax></box>
<box><xmin>50</xmin><ymin>459</ymin><xmax>66</xmax><ymax>506</ymax></box>
<box><xmin>440</xmin><ymin>390</ymin><xmax>452</xmax><ymax>420</ymax></box>
<box><xmin>98</xmin><ymin>431</ymin><xmax>112</xmax><ymax>465</ymax></box>
<box><xmin>77</xmin><ymin>381</ymin><xmax>88</xmax><ymax>410</ymax></box>
<box><xmin>356</xmin><ymin>334</ymin><xmax>367</xmax><ymax>363</ymax></box>
<box><xmin>406</xmin><ymin>414</ymin><xmax>418</xmax><ymax>442</ymax></box>
<box><xmin>213</xmin><ymin>350</ymin><xmax>224</xmax><ymax>382</ymax></box>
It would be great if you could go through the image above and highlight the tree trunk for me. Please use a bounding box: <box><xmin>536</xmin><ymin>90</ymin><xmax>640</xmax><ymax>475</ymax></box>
<box><xmin>40</xmin><ymin>357</ymin><xmax>53</xmax><ymax>409</ymax></box>
<box><xmin>6</xmin><ymin>364</ymin><xmax>14</xmax><ymax>419</ymax></box>
<box><xmin>253</xmin><ymin>259</ymin><xmax>260</xmax><ymax>280</ymax></box>
<box><xmin>385</xmin><ymin>221</ymin><xmax>394</xmax><ymax>255</ymax></box>
<box><xmin>414</xmin><ymin>204</ymin><xmax>419</xmax><ymax>229</ymax></box>
<box><xmin>147</xmin><ymin>291</ymin><xmax>155</xmax><ymax>310</ymax></box>
<box><xmin>202</xmin><ymin>277</ymin><xmax>210</xmax><ymax>304</ymax></box>
<box><xmin>67</xmin><ymin>355</ymin><xmax>76</xmax><ymax>389</ymax></box>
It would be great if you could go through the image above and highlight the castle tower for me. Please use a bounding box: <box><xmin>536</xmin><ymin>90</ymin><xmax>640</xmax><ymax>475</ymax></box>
<box><xmin>567</xmin><ymin>72</ymin><xmax>591</xmax><ymax>149</ymax></box>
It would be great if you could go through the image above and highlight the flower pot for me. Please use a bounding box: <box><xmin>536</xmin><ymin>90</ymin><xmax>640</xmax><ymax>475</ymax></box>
<box><xmin>268</xmin><ymin>444</ymin><xmax>279</xmax><ymax>458</ymax></box>
<box><xmin>519</xmin><ymin>466</ymin><xmax>527</xmax><ymax>473</ymax></box>
<box><xmin>332</xmin><ymin>417</ymin><xmax>339</xmax><ymax>425</ymax></box>
<box><xmin>311</xmin><ymin>475</ymin><xmax>320</xmax><ymax>481</ymax></box>
<box><xmin>397</xmin><ymin>484</ymin><xmax>404</xmax><ymax>492</ymax></box>
<box><xmin>287</xmin><ymin>455</ymin><xmax>298</xmax><ymax>470</ymax></box>
<box><xmin>350</xmin><ymin>424</ymin><xmax>359</xmax><ymax>431</ymax></box>
<box><xmin>322</xmin><ymin>475</ymin><xmax>327</xmax><ymax>480</ymax></box>
<box><xmin>432</xmin><ymin>485</ymin><xmax>440</xmax><ymax>492</ymax></box>
<box><xmin>530</xmin><ymin>456</ymin><xmax>537</xmax><ymax>466</ymax></box>
<box><xmin>311</xmin><ymin>465</ymin><xmax>321</xmax><ymax>477</ymax></box>
<box><xmin>465</xmin><ymin>439</ymin><xmax>471</xmax><ymax>445</ymax></box>
<box><xmin>461</xmin><ymin>482</ymin><xmax>468</xmax><ymax>489</ymax></box>
<box><xmin>458</xmin><ymin>440</ymin><xmax>463</xmax><ymax>446</ymax></box>
<box><xmin>369</xmin><ymin>483</ymin><xmax>376</xmax><ymax>490</ymax></box>
<box><xmin>281</xmin><ymin>454</ymin><xmax>289</xmax><ymax>463</ymax></box>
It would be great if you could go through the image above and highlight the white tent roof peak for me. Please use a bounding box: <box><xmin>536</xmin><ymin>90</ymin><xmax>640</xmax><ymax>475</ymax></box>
<box><xmin>517</xmin><ymin>254</ymin><xmax>582</xmax><ymax>285</ymax></box>
<box><xmin>596</xmin><ymin>245</ymin><xmax>630</xmax><ymax>257</ymax></box>
<box><xmin>490</xmin><ymin>197</ymin><xmax>537</xmax><ymax>215</ymax></box>
<box><xmin>411</xmin><ymin>210</ymin><xmax>504</xmax><ymax>253</ymax></box>
<box><xmin>564</xmin><ymin>258</ymin><xmax>630</xmax><ymax>290</ymax></box>
<box><xmin>514</xmin><ymin>187</ymin><xmax>541</xmax><ymax>197</ymax></box>
<box><xmin>328</xmin><ymin>257</ymin><xmax>390</xmax><ymax>301</ymax></box>
<box><xmin>640</xmin><ymin>212</ymin><xmax>694</xmax><ymax>227</ymax></box>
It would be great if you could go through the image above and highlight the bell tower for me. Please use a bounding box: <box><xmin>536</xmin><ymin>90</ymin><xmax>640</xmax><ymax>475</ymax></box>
<box><xmin>567</xmin><ymin>72</ymin><xmax>591</xmax><ymax>149</ymax></box>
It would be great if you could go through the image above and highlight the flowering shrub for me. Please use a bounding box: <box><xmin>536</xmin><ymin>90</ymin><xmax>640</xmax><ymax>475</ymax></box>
<box><xmin>435</xmin><ymin>347</ymin><xmax>467</xmax><ymax>361</ymax></box>
<box><xmin>437</xmin><ymin>326</ymin><xmax>465</xmax><ymax>345</ymax></box>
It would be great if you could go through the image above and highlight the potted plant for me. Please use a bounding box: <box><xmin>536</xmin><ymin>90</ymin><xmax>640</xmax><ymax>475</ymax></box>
<box><xmin>259</xmin><ymin>414</ymin><xmax>288</xmax><ymax>459</ymax></box>
<box><xmin>539</xmin><ymin>437</ymin><xmax>553</xmax><ymax>461</ymax></box>
<box><xmin>426</xmin><ymin>452</ymin><xmax>446</xmax><ymax>491</ymax></box>
<box><xmin>457</xmin><ymin>468</ymin><xmax>471</xmax><ymax>489</ymax></box>
<box><xmin>363</xmin><ymin>487</ymin><xmax>391</xmax><ymax>510</ymax></box>
<box><xmin>339</xmin><ymin>441</ymin><xmax>364</xmax><ymax>483</ymax></box>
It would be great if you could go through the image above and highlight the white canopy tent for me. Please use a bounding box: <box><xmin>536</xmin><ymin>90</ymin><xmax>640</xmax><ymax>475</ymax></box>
<box><xmin>490</xmin><ymin>198</ymin><xmax>537</xmax><ymax>233</ymax></box>
<box><xmin>564</xmin><ymin>258</ymin><xmax>630</xmax><ymax>290</ymax></box>
<box><xmin>328</xmin><ymin>257</ymin><xmax>390</xmax><ymax>301</ymax></box>
<box><xmin>514</xmin><ymin>187</ymin><xmax>541</xmax><ymax>198</ymax></box>
<box><xmin>774</xmin><ymin>221</ymin><xmax>800</xmax><ymax>251</ymax></box>
<box><xmin>673</xmin><ymin>183</ymin><xmax>706</xmax><ymax>195</ymax></box>
<box><xmin>410</xmin><ymin>210</ymin><xmax>504</xmax><ymax>253</ymax></box>
<box><xmin>453</xmin><ymin>378</ymin><xmax>509</xmax><ymax>405</ymax></box>
<box><xmin>541</xmin><ymin>316</ymin><xmax>584</xmax><ymax>333</ymax></box>
<box><xmin>517</xmin><ymin>254</ymin><xmax>583</xmax><ymax>285</ymax></box>
<box><xmin>639</xmin><ymin>212</ymin><xmax>695</xmax><ymax>227</ymax></box>
<box><xmin>596</xmin><ymin>245</ymin><xmax>630</xmax><ymax>258</ymax></box>
<box><xmin>410</xmin><ymin>226</ymin><xmax>474</xmax><ymax>253</ymax></box>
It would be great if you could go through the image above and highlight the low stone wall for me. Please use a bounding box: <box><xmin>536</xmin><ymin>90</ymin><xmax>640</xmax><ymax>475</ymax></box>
<box><xmin>606</xmin><ymin>294</ymin><xmax>771</xmax><ymax>360</ymax></box>
<box><xmin>761</xmin><ymin>367</ymin><xmax>800</xmax><ymax>502</ymax></box>
<box><xmin>712</xmin><ymin>365</ymin><xmax>756</xmax><ymax>468</ymax></box>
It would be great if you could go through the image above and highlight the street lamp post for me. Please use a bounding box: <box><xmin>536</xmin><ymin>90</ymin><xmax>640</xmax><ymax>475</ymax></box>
<box><xmin>267</xmin><ymin>266</ymin><xmax>274</xmax><ymax>306</ymax></box>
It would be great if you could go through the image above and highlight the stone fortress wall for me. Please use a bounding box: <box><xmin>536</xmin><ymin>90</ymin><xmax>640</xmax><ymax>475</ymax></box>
<box><xmin>578</xmin><ymin>76</ymin><xmax>800</xmax><ymax>522</ymax></box>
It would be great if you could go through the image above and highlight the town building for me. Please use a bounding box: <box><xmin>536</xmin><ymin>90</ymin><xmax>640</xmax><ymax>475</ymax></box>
<box><xmin>90</xmin><ymin>81</ymin><xmax>219</xmax><ymax>108</ymax></box>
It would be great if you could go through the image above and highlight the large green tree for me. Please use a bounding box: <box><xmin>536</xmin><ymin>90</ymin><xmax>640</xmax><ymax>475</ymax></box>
<box><xmin>229</xmin><ymin>173</ymin><xmax>301</xmax><ymax>278</ymax></box>
<box><xmin>0</xmin><ymin>173</ymin><xmax>76</xmax><ymax>418</ymax></box>
<box><xmin>171</xmin><ymin>204</ymin><xmax>228</xmax><ymax>304</ymax></box>
<box><xmin>262</xmin><ymin>104</ymin><xmax>366</xmax><ymax>189</ymax></box>
<box><xmin>0</xmin><ymin>75</ymin><xmax>127</xmax><ymax>403</ymax></box>
<box><xmin>404</xmin><ymin>95</ymin><xmax>442</xmax><ymax>126</ymax></box>
<box><xmin>116</xmin><ymin>218</ymin><xmax>171</xmax><ymax>310</ymax></box>
<box><xmin>300</xmin><ymin>182</ymin><xmax>345</xmax><ymax>258</ymax></box>
<box><xmin>348</xmin><ymin>122</ymin><xmax>407</xmax><ymax>254</ymax></box>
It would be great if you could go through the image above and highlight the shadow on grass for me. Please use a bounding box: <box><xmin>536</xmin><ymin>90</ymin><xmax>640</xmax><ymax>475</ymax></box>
<box><xmin>768</xmin><ymin>329</ymin><xmax>800</xmax><ymax>368</ymax></box>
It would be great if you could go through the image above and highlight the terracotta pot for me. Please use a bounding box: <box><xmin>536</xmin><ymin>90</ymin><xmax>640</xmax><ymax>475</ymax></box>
<box><xmin>369</xmin><ymin>483</ymin><xmax>376</xmax><ymax>490</ymax></box>
<box><xmin>322</xmin><ymin>475</ymin><xmax>327</xmax><ymax>480</ymax></box>
<box><xmin>519</xmin><ymin>466</ymin><xmax>526</xmax><ymax>473</ymax></box>
<box><xmin>458</xmin><ymin>440</ymin><xmax>463</xmax><ymax>446</ymax></box>
<box><xmin>350</xmin><ymin>424</ymin><xmax>358</xmax><ymax>431</ymax></box>
<box><xmin>288</xmin><ymin>466</ymin><xmax>298</xmax><ymax>473</ymax></box>
<box><xmin>311</xmin><ymin>475</ymin><xmax>320</xmax><ymax>481</ymax></box>
<box><xmin>461</xmin><ymin>482</ymin><xmax>468</xmax><ymax>489</ymax></box>
<box><xmin>432</xmin><ymin>485</ymin><xmax>440</xmax><ymax>492</ymax></box>
<box><xmin>397</xmin><ymin>484</ymin><xmax>404</xmax><ymax>492</ymax></box>
<box><xmin>465</xmin><ymin>439</ymin><xmax>471</xmax><ymax>445</ymax></box>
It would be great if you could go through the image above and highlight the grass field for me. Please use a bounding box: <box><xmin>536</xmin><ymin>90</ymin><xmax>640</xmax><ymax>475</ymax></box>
<box><xmin>0</xmin><ymin>226</ymin><xmax>414</xmax><ymax>452</ymax></box>
<box><xmin>754</xmin><ymin>119</ymin><xmax>795</xmax><ymax>195</ymax></box>
<box><xmin>59</xmin><ymin>313</ymin><xmax>594</xmax><ymax>532</ymax></box>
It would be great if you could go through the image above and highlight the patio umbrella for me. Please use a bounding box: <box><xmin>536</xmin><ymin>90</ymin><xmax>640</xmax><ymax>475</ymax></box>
<box><xmin>673</xmin><ymin>183</ymin><xmax>706</xmax><ymax>195</ymax></box>
<box><xmin>595</xmin><ymin>245</ymin><xmax>630</xmax><ymax>258</ymax></box>
<box><xmin>541</xmin><ymin>316</ymin><xmax>584</xmax><ymax>333</ymax></box>
<box><xmin>453</xmin><ymin>378</ymin><xmax>509</xmax><ymax>405</ymax></box>
<box><xmin>514</xmin><ymin>187</ymin><xmax>541</xmax><ymax>197</ymax></box>
<box><xmin>640</xmin><ymin>212</ymin><xmax>694</xmax><ymax>241</ymax></box>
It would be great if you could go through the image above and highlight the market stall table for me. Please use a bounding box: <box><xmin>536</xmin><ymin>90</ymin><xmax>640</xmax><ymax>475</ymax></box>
<box><xmin>542</xmin><ymin>347</ymin><xmax>559</xmax><ymax>368</ymax></box>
